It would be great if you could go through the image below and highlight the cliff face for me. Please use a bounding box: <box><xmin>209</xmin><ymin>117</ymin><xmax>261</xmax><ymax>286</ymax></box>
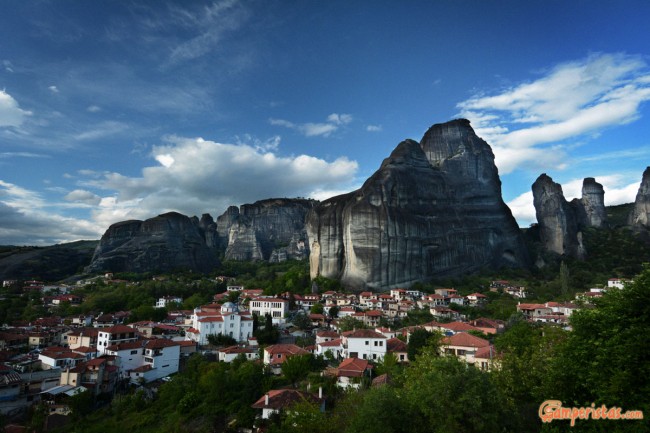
<box><xmin>629</xmin><ymin>167</ymin><xmax>650</xmax><ymax>229</ymax></box>
<box><xmin>86</xmin><ymin>212</ymin><xmax>219</xmax><ymax>274</ymax></box>
<box><xmin>307</xmin><ymin>119</ymin><xmax>529</xmax><ymax>290</ymax></box>
<box><xmin>532</xmin><ymin>175</ymin><xmax>608</xmax><ymax>259</ymax></box>
<box><xmin>533</xmin><ymin>175</ymin><xmax>585</xmax><ymax>258</ymax></box>
<box><xmin>217</xmin><ymin>198</ymin><xmax>317</xmax><ymax>262</ymax></box>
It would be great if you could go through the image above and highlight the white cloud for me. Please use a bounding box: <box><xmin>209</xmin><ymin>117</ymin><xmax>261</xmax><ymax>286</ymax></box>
<box><xmin>457</xmin><ymin>53</ymin><xmax>650</xmax><ymax>174</ymax></box>
<box><xmin>366</xmin><ymin>124</ymin><xmax>382</xmax><ymax>132</ymax></box>
<box><xmin>87</xmin><ymin>105</ymin><xmax>101</xmax><ymax>112</ymax></box>
<box><xmin>270</xmin><ymin>113</ymin><xmax>353</xmax><ymax>137</ymax></box>
<box><xmin>0</xmin><ymin>90</ymin><xmax>32</xmax><ymax>127</ymax></box>
<box><xmin>48</xmin><ymin>85</ymin><xmax>59</xmax><ymax>93</ymax></box>
<box><xmin>0</xmin><ymin>181</ymin><xmax>102</xmax><ymax>245</ymax></box>
<box><xmin>76</xmin><ymin>135</ymin><xmax>358</xmax><ymax>229</ymax></box>
<box><xmin>73</xmin><ymin>121</ymin><xmax>129</xmax><ymax>141</ymax></box>
<box><xmin>64</xmin><ymin>189</ymin><xmax>101</xmax><ymax>206</ymax></box>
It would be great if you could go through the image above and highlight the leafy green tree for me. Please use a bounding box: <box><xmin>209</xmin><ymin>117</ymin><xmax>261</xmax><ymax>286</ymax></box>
<box><xmin>206</xmin><ymin>333</ymin><xmax>237</xmax><ymax>347</ymax></box>
<box><xmin>328</xmin><ymin>305</ymin><xmax>339</xmax><ymax>319</ymax></box>
<box><xmin>292</xmin><ymin>312</ymin><xmax>312</xmax><ymax>330</ymax></box>
<box><xmin>310</xmin><ymin>303</ymin><xmax>324</xmax><ymax>315</ymax></box>
<box><xmin>406</xmin><ymin>328</ymin><xmax>441</xmax><ymax>361</ymax></box>
<box><xmin>282</xmin><ymin>354</ymin><xmax>313</xmax><ymax>387</ymax></box>
<box><xmin>402</xmin><ymin>354</ymin><xmax>508</xmax><ymax>433</ymax></box>
<box><xmin>346</xmin><ymin>385</ymin><xmax>412</xmax><ymax>433</ymax></box>
<box><xmin>549</xmin><ymin>266</ymin><xmax>650</xmax><ymax>428</ymax></box>
<box><xmin>336</xmin><ymin>316</ymin><xmax>367</xmax><ymax>332</ymax></box>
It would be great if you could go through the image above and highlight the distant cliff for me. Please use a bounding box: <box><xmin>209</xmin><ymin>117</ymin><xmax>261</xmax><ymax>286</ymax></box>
<box><xmin>306</xmin><ymin>119</ymin><xmax>529</xmax><ymax>290</ymax></box>
<box><xmin>216</xmin><ymin>198</ymin><xmax>317</xmax><ymax>262</ymax></box>
<box><xmin>86</xmin><ymin>212</ymin><xmax>219</xmax><ymax>274</ymax></box>
<box><xmin>629</xmin><ymin>167</ymin><xmax>650</xmax><ymax>229</ymax></box>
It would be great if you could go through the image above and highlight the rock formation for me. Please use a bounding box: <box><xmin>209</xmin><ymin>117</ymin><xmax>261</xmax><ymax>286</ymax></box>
<box><xmin>307</xmin><ymin>119</ymin><xmax>529</xmax><ymax>290</ymax></box>
<box><xmin>532</xmin><ymin>175</ymin><xmax>608</xmax><ymax>258</ymax></box>
<box><xmin>628</xmin><ymin>167</ymin><xmax>650</xmax><ymax>229</ymax></box>
<box><xmin>532</xmin><ymin>174</ymin><xmax>585</xmax><ymax>258</ymax></box>
<box><xmin>86</xmin><ymin>212</ymin><xmax>219</xmax><ymax>274</ymax></box>
<box><xmin>216</xmin><ymin>198</ymin><xmax>317</xmax><ymax>261</ymax></box>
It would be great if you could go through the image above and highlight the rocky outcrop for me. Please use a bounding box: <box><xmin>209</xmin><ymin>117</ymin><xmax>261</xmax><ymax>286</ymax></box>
<box><xmin>628</xmin><ymin>167</ymin><xmax>650</xmax><ymax>229</ymax></box>
<box><xmin>307</xmin><ymin>119</ymin><xmax>529</xmax><ymax>290</ymax></box>
<box><xmin>86</xmin><ymin>212</ymin><xmax>219</xmax><ymax>274</ymax></box>
<box><xmin>217</xmin><ymin>198</ymin><xmax>317</xmax><ymax>261</ymax></box>
<box><xmin>532</xmin><ymin>174</ymin><xmax>585</xmax><ymax>258</ymax></box>
<box><xmin>574</xmin><ymin>178</ymin><xmax>607</xmax><ymax>228</ymax></box>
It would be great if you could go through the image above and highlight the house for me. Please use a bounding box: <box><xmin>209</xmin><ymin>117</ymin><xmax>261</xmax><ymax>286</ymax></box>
<box><xmin>352</xmin><ymin>310</ymin><xmax>383</xmax><ymax>328</ymax></box>
<box><xmin>134</xmin><ymin>339</ymin><xmax>180</xmax><ymax>383</ymax></box>
<box><xmin>39</xmin><ymin>347</ymin><xmax>86</xmax><ymax>370</ymax></box>
<box><xmin>447</xmin><ymin>294</ymin><xmax>466</xmax><ymax>306</ymax></box>
<box><xmin>474</xmin><ymin>345</ymin><xmax>499</xmax><ymax>371</ymax></box>
<box><xmin>469</xmin><ymin>318</ymin><xmax>505</xmax><ymax>335</ymax></box>
<box><xmin>607</xmin><ymin>278</ymin><xmax>630</xmax><ymax>289</ymax></box>
<box><xmin>66</xmin><ymin>328</ymin><xmax>100</xmax><ymax>350</ymax></box>
<box><xmin>439</xmin><ymin>321</ymin><xmax>483</xmax><ymax>335</ymax></box>
<box><xmin>429</xmin><ymin>306</ymin><xmax>461</xmax><ymax>321</ymax></box>
<box><xmin>249</xmin><ymin>298</ymin><xmax>289</xmax><ymax>324</ymax></box>
<box><xmin>0</xmin><ymin>365</ymin><xmax>23</xmax><ymax>402</ymax></box>
<box><xmin>516</xmin><ymin>303</ymin><xmax>552</xmax><ymax>320</ymax></box>
<box><xmin>315</xmin><ymin>338</ymin><xmax>343</xmax><ymax>359</ymax></box>
<box><xmin>315</xmin><ymin>330</ymin><xmax>339</xmax><ymax>345</ymax></box>
<box><xmin>440</xmin><ymin>332</ymin><xmax>491</xmax><ymax>364</ymax></box>
<box><xmin>434</xmin><ymin>288</ymin><xmax>457</xmax><ymax>297</ymax></box>
<box><xmin>59</xmin><ymin>357</ymin><xmax>119</xmax><ymax>395</ymax></box>
<box><xmin>97</xmin><ymin>325</ymin><xmax>139</xmax><ymax>355</ymax></box>
<box><xmin>217</xmin><ymin>345</ymin><xmax>260</xmax><ymax>363</ymax></box>
<box><xmin>386</xmin><ymin>337</ymin><xmax>408</xmax><ymax>363</ymax></box>
<box><xmin>341</xmin><ymin>329</ymin><xmax>387</xmax><ymax>361</ymax></box>
<box><xmin>155</xmin><ymin>296</ymin><xmax>182</xmax><ymax>309</ymax></box>
<box><xmin>263</xmin><ymin>344</ymin><xmax>311</xmax><ymax>372</ymax></box>
<box><xmin>251</xmin><ymin>388</ymin><xmax>324</xmax><ymax>420</ymax></box>
<box><xmin>465</xmin><ymin>293</ymin><xmax>488</xmax><ymax>306</ymax></box>
<box><xmin>335</xmin><ymin>357</ymin><xmax>372</xmax><ymax>389</ymax></box>
<box><xmin>185</xmin><ymin>302</ymin><xmax>254</xmax><ymax>345</ymax></box>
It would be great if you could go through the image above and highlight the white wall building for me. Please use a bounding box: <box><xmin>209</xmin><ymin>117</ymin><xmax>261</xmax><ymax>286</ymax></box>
<box><xmin>155</xmin><ymin>296</ymin><xmax>183</xmax><ymax>309</ymax></box>
<box><xmin>97</xmin><ymin>325</ymin><xmax>138</xmax><ymax>355</ymax></box>
<box><xmin>342</xmin><ymin>329</ymin><xmax>387</xmax><ymax>361</ymax></box>
<box><xmin>249</xmin><ymin>297</ymin><xmax>289</xmax><ymax>324</ymax></box>
<box><xmin>186</xmin><ymin>303</ymin><xmax>254</xmax><ymax>345</ymax></box>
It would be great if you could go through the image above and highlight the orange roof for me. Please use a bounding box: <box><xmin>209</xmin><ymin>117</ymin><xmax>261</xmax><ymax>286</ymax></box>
<box><xmin>251</xmin><ymin>389</ymin><xmax>321</xmax><ymax>410</ymax></box>
<box><xmin>441</xmin><ymin>321</ymin><xmax>481</xmax><ymax>333</ymax></box>
<box><xmin>442</xmin><ymin>332</ymin><xmax>490</xmax><ymax>349</ymax></box>
<box><xmin>337</xmin><ymin>357</ymin><xmax>371</xmax><ymax>377</ymax></box>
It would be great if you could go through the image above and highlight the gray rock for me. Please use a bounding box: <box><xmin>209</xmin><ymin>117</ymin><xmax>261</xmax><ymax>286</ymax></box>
<box><xmin>86</xmin><ymin>212</ymin><xmax>219</xmax><ymax>273</ymax></box>
<box><xmin>307</xmin><ymin>119</ymin><xmax>529</xmax><ymax>290</ymax></box>
<box><xmin>219</xmin><ymin>198</ymin><xmax>317</xmax><ymax>261</ymax></box>
<box><xmin>628</xmin><ymin>167</ymin><xmax>650</xmax><ymax>228</ymax></box>
<box><xmin>532</xmin><ymin>174</ymin><xmax>585</xmax><ymax>258</ymax></box>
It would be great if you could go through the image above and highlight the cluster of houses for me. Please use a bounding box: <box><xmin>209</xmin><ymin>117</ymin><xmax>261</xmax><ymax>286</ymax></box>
<box><xmin>0</xmin><ymin>274</ymin><xmax>628</xmax><ymax>426</ymax></box>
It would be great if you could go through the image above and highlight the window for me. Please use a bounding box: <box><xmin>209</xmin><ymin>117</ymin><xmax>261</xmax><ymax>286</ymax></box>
<box><xmin>130</xmin><ymin>350</ymin><xmax>138</xmax><ymax>355</ymax></box>
<box><xmin>374</xmin><ymin>341</ymin><xmax>378</xmax><ymax>346</ymax></box>
<box><xmin>365</xmin><ymin>341</ymin><xmax>369</xmax><ymax>345</ymax></box>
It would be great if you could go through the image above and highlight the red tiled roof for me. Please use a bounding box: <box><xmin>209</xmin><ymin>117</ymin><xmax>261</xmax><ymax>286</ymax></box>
<box><xmin>342</xmin><ymin>329</ymin><xmax>386</xmax><ymax>339</ymax></box>
<box><xmin>251</xmin><ymin>389</ymin><xmax>322</xmax><ymax>410</ymax></box>
<box><xmin>441</xmin><ymin>321</ymin><xmax>481</xmax><ymax>333</ymax></box>
<box><xmin>442</xmin><ymin>332</ymin><xmax>490</xmax><ymax>349</ymax></box>
<box><xmin>100</xmin><ymin>325</ymin><xmax>136</xmax><ymax>334</ymax></box>
<box><xmin>264</xmin><ymin>344</ymin><xmax>309</xmax><ymax>356</ymax></box>
<box><xmin>145</xmin><ymin>339</ymin><xmax>180</xmax><ymax>349</ymax></box>
<box><xmin>337</xmin><ymin>357</ymin><xmax>371</xmax><ymax>377</ymax></box>
<box><xmin>386</xmin><ymin>337</ymin><xmax>407</xmax><ymax>352</ymax></box>
<box><xmin>319</xmin><ymin>338</ymin><xmax>342</xmax><ymax>347</ymax></box>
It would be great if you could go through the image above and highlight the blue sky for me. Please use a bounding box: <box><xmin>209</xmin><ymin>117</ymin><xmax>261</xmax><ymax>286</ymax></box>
<box><xmin>2</xmin><ymin>0</ymin><xmax>650</xmax><ymax>245</ymax></box>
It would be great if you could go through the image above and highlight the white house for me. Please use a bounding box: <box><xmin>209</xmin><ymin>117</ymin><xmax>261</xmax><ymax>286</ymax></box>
<box><xmin>217</xmin><ymin>346</ymin><xmax>260</xmax><ymax>363</ymax></box>
<box><xmin>155</xmin><ymin>296</ymin><xmax>183</xmax><ymax>309</ymax></box>
<box><xmin>97</xmin><ymin>325</ymin><xmax>139</xmax><ymax>355</ymax></box>
<box><xmin>185</xmin><ymin>302</ymin><xmax>254</xmax><ymax>345</ymax></box>
<box><xmin>341</xmin><ymin>329</ymin><xmax>387</xmax><ymax>361</ymax></box>
<box><xmin>112</xmin><ymin>338</ymin><xmax>181</xmax><ymax>384</ymax></box>
<box><xmin>249</xmin><ymin>297</ymin><xmax>289</xmax><ymax>324</ymax></box>
<box><xmin>252</xmin><ymin>389</ymin><xmax>324</xmax><ymax>420</ymax></box>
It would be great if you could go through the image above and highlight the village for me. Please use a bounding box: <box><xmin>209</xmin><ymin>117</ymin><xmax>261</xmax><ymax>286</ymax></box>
<box><xmin>0</xmin><ymin>273</ymin><xmax>629</xmax><ymax>430</ymax></box>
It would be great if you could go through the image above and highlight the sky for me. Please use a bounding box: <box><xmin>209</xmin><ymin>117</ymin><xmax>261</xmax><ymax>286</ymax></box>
<box><xmin>2</xmin><ymin>0</ymin><xmax>650</xmax><ymax>246</ymax></box>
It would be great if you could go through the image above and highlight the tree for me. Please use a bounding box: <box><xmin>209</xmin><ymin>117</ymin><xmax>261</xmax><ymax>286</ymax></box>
<box><xmin>402</xmin><ymin>354</ymin><xmax>508</xmax><ymax>433</ymax></box>
<box><xmin>559</xmin><ymin>260</ymin><xmax>570</xmax><ymax>295</ymax></box>
<box><xmin>336</xmin><ymin>316</ymin><xmax>367</xmax><ymax>332</ymax></box>
<box><xmin>406</xmin><ymin>328</ymin><xmax>441</xmax><ymax>361</ymax></box>
<box><xmin>328</xmin><ymin>305</ymin><xmax>339</xmax><ymax>319</ymax></box>
<box><xmin>281</xmin><ymin>354</ymin><xmax>313</xmax><ymax>387</ymax></box>
<box><xmin>206</xmin><ymin>333</ymin><xmax>237</xmax><ymax>347</ymax></box>
<box><xmin>292</xmin><ymin>312</ymin><xmax>312</xmax><ymax>330</ymax></box>
<box><xmin>310</xmin><ymin>303</ymin><xmax>324</xmax><ymax>315</ymax></box>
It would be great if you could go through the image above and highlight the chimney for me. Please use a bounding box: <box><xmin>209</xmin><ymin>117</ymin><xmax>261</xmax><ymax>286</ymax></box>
<box><xmin>265</xmin><ymin>393</ymin><xmax>269</xmax><ymax>406</ymax></box>
<box><xmin>318</xmin><ymin>387</ymin><xmax>323</xmax><ymax>399</ymax></box>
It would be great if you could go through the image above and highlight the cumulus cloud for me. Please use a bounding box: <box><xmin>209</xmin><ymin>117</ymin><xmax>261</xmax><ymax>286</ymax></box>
<box><xmin>457</xmin><ymin>53</ymin><xmax>650</xmax><ymax>174</ymax></box>
<box><xmin>270</xmin><ymin>113</ymin><xmax>353</xmax><ymax>137</ymax></box>
<box><xmin>0</xmin><ymin>181</ymin><xmax>102</xmax><ymax>245</ymax></box>
<box><xmin>75</xmin><ymin>135</ymin><xmax>359</xmax><ymax>229</ymax></box>
<box><xmin>64</xmin><ymin>189</ymin><xmax>101</xmax><ymax>206</ymax></box>
<box><xmin>48</xmin><ymin>85</ymin><xmax>59</xmax><ymax>93</ymax></box>
<box><xmin>506</xmin><ymin>173</ymin><xmax>643</xmax><ymax>227</ymax></box>
<box><xmin>87</xmin><ymin>105</ymin><xmax>101</xmax><ymax>113</ymax></box>
<box><xmin>0</xmin><ymin>90</ymin><xmax>32</xmax><ymax>127</ymax></box>
<box><xmin>366</xmin><ymin>124</ymin><xmax>382</xmax><ymax>132</ymax></box>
